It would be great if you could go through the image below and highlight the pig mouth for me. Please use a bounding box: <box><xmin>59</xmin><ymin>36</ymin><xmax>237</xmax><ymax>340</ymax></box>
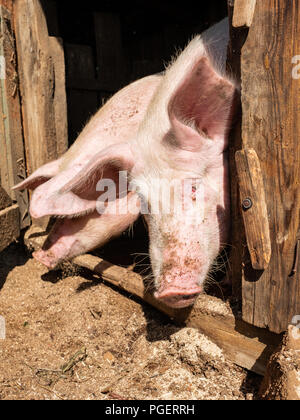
<box><xmin>154</xmin><ymin>287</ymin><xmax>202</xmax><ymax>308</ymax></box>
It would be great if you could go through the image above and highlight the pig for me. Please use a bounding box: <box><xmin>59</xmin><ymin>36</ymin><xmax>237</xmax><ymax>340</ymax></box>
<box><xmin>14</xmin><ymin>74</ymin><xmax>162</xmax><ymax>267</ymax></box>
<box><xmin>56</xmin><ymin>18</ymin><xmax>238</xmax><ymax>308</ymax></box>
<box><xmin>15</xmin><ymin>18</ymin><xmax>238</xmax><ymax>309</ymax></box>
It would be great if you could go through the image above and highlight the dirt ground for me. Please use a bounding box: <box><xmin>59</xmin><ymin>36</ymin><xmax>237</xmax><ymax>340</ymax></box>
<box><xmin>0</xmin><ymin>240</ymin><xmax>262</xmax><ymax>400</ymax></box>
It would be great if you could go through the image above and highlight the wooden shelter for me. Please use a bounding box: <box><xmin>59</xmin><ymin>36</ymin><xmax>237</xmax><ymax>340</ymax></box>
<box><xmin>0</xmin><ymin>0</ymin><xmax>299</xmax><ymax>376</ymax></box>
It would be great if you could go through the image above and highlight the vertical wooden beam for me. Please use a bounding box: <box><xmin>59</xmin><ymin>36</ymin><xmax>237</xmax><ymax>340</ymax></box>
<box><xmin>0</xmin><ymin>5</ymin><xmax>29</xmax><ymax>228</ymax></box>
<box><xmin>0</xmin><ymin>203</ymin><xmax>20</xmax><ymax>252</ymax></box>
<box><xmin>14</xmin><ymin>0</ymin><xmax>57</xmax><ymax>174</ymax></box>
<box><xmin>65</xmin><ymin>43</ymin><xmax>98</xmax><ymax>144</ymax></box>
<box><xmin>49</xmin><ymin>37</ymin><xmax>68</xmax><ymax>156</ymax></box>
<box><xmin>94</xmin><ymin>12</ymin><xmax>124</xmax><ymax>91</ymax></box>
<box><xmin>227</xmin><ymin>1</ymin><xmax>248</xmax><ymax>300</ymax></box>
<box><xmin>229</xmin><ymin>0</ymin><xmax>300</xmax><ymax>333</ymax></box>
<box><xmin>233</xmin><ymin>0</ymin><xmax>256</xmax><ymax>28</ymax></box>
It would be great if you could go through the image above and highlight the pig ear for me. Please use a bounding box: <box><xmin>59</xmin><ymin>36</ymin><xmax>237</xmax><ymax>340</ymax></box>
<box><xmin>12</xmin><ymin>158</ymin><xmax>61</xmax><ymax>191</ymax></box>
<box><xmin>59</xmin><ymin>143</ymin><xmax>135</xmax><ymax>194</ymax></box>
<box><xmin>167</xmin><ymin>55</ymin><xmax>237</xmax><ymax>152</ymax></box>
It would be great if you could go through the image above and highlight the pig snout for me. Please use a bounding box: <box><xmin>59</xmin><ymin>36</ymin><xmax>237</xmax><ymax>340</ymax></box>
<box><xmin>155</xmin><ymin>287</ymin><xmax>202</xmax><ymax>308</ymax></box>
<box><xmin>33</xmin><ymin>249</ymin><xmax>60</xmax><ymax>269</ymax></box>
<box><xmin>154</xmin><ymin>266</ymin><xmax>203</xmax><ymax>308</ymax></box>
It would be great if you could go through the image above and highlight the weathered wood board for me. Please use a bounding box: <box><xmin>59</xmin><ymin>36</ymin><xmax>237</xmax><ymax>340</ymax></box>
<box><xmin>0</xmin><ymin>185</ymin><xmax>11</xmax><ymax>212</ymax></box>
<box><xmin>14</xmin><ymin>0</ymin><xmax>57</xmax><ymax>174</ymax></box>
<box><xmin>49</xmin><ymin>37</ymin><xmax>68</xmax><ymax>156</ymax></box>
<box><xmin>0</xmin><ymin>5</ymin><xmax>29</xmax><ymax>229</ymax></box>
<box><xmin>235</xmin><ymin>148</ymin><xmax>271</xmax><ymax>270</ymax></box>
<box><xmin>65</xmin><ymin>43</ymin><xmax>98</xmax><ymax>143</ymax></box>
<box><xmin>0</xmin><ymin>204</ymin><xmax>19</xmax><ymax>252</ymax></box>
<box><xmin>228</xmin><ymin>0</ymin><xmax>300</xmax><ymax>333</ymax></box>
<box><xmin>232</xmin><ymin>0</ymin><xmax>256</xmax><ymax>28</ymax></box>
<box><xmin>94</xmin><ymin>12</ymin><xmax>124</xmax><ymax>91</ymax></box>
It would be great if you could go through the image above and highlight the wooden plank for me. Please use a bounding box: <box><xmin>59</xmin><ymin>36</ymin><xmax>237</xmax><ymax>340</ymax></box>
<box><xmin>226</xmin><ymin>1</ymin><xmax>249</xmax><ymax>300</ymax></box>
<box><xmin>0</xmin><ymin>6</ymin><xmax>29</xmax><ymax>228</ymax></box>
<box><xmin>235</xmin><ymin>149</ymin><xmax>271</xmax><ymax>270</ymax></box>
<box><xmin>67</xmin><ymin>77</ymin><xmax>114</xmax><ymax>93</ymax></box>
<box><xmin>94</xmin><ymin>12</ymin><xmax>124</xmax><ymax>91</ymax></box>
<box><xmin>230</xmin><ymin>0</ymin><xmax>300</xmax><ymax>333</ymax></box>
<box><xmin>0</xmin><ymin>0</ymin><xmax>12</xmax><ymax>12</ymax></box>
<box><xmin>49</xmin><ymin>37</ymin><xmax>68</xmax><ymax>156</ymax></box>
<box><xmin>233</xmin><ymin>0</ymin><xmax>256</xmax><ymax>27</ymax></box>
<box><xmin>65</xmin><ymin>44</ymin><xmax>98</xmax><ymax>144</ymax></box>
<box><xmin>0</xmin><ymin>204</ymin><xmax>19</xmax><ymax>252</ymax></box>
<box><xmin>65</xmin><ymin>43</ymin><xmax>96</xmax><ymax>81</ymax></box>
<box><xmin>259</xmin><ymin>325</ymin><xmax>300</xmax><ymax>400</ymax></box>
<box><xmin>0</xmin><ymin>185</ymin><xmax>11</xmax><ymax>211</ymax></box>
<box><xmin>14</xmin><ymin>0</ymin><xmax>57</xmax><ymax>174</ymax></box>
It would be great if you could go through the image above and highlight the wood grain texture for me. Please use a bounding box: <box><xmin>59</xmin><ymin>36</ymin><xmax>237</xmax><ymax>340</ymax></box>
<box><xmin>235</xmin><ymin>0</ymin><xmax>300</xmax><ymax>333</ymax></box>
<box><xmin>0</xmin><ymin>0</ymin><xmax>12</xmax><ymax>12</ymax></box>
<box><xmin>14</xmin><ymin>0</ymin><xmax>57</xmax><ymax>174</ymax></box>
<box><xmin>49</xmin><ymin>37</ymin><xmax>68</xmax><ymax>156</ymax></box>
<box><xmin>233</xmin><ymin>0</ymin><xmax>256</xmax><ymax>27</ymax></box>
<box><xmin>0</xmin><ymin>204</ymin><xmax>19</xmax><ymax>252</ymax></box>
<box><xmin>0</xmin><ymin>6</ymin><xmax>29</xmax><ymax>229</ymax></box>
<box><xmin>235</xmin><ymin>149</ymin><xmax>271</xmax><ymax>269</ymax></box>
<box><xmin>0</xmin><ymin>186</ymin><xmax>11</xmax><ymax>211</ymax></box>
<box><xmin>65</xmin><ymin>43</ymin><xmax>98</xmax><ymax>143</ymax></box>
<box><xmin>227</xmin><ymin>2</ymin><xmax>249</xmax><ymax>300</ymax></box>
<box><xmin>94</xmin><ymin>12</ymin><xmax>124</xmax><ymax>91</ymax></box>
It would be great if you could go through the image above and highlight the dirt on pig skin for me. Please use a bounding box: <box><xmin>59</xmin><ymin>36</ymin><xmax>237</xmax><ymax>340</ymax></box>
<box><xmin>0</xmin><ymin>242</ymin><xmax>261</xmax><ymax>400</ymax></box>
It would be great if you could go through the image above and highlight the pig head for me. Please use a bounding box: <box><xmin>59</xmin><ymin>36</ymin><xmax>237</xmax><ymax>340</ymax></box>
<box><xmin>62</xmin><ymin>19</ymin><xmax>238</xmax><ymax>308</ymax></box>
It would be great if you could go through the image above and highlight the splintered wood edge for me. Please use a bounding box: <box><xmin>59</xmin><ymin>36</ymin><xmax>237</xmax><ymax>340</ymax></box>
<box><xmin>232</xmin><ymin>0</ymin><xmax>256</xmax><ymax>28</ymax></box>
<box><xmin>24</xmin><ymin>229</ymin><xmax>281</xmax><ymax>375</ymax></box>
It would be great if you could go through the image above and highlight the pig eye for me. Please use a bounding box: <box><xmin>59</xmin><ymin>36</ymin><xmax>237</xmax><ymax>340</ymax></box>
<box><xmin>192</xmin><ymin>185</ymin><xmax>197</xmax><ymax>201</ymax></box>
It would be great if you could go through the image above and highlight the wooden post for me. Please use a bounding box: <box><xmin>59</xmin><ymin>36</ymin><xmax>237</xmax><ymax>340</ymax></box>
<box><xmin>0</xmin><ymin>5</ymin><xmax>29</xmax><ymax>229</ymax></box>
<box><xmin>14</xmin><ymin>0</ymin><xmax>68</xmax><ymax>175</ymax></box>
<box><xmin>228</xmin><ymin>0</ymin><xmax>300</xmax><ymax>333</ymax></box>
<box><xmin>0</xmin><ymin>202</ymin><xmax>19</xmax><ymax>252</ymax></box>
<box><xmin>94</xmin><ymin>12</ymin><xmax>125</xmax><ymax>91</ymax></box>
<box><xmin>14</xmin><ymin>0</ymin><xmax>57</xmax><ymax>174</ymax></box>
<box><xmin>49</xmin><ymin>37</ymin><xmax>68</xmax><ymax>156</ymax></box>
<box><xmin>232</xmin><ymin>0</ymin><xmax>256</xmax><ymax>27</ymax></box>
<box><xmin>65</xmin><ymin>44</ymin><xmax>98</xmax><ymax>143</ymax></box>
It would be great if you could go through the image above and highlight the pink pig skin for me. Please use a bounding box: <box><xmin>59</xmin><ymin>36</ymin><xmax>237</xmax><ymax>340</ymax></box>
<box><xmin>62</xmin><ymin>18</ymin><xmax>238</xmax><ymax>308</ymax></box>
<box><xmin>14</xmin><ymin>75</ymin><xmax>161</xmax><ymax>268</ymax></box>
<box><xmin>15</xmin><ymin>19</ymin><xmax>238</xmax><ymax>309</ymax></box>
<box><xmin>33</xmin><ymin>192</ymin><xmax>140</xmax><ymax>269</ymax></box>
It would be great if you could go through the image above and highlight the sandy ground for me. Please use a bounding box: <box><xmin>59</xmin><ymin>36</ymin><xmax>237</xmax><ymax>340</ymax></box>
<box><xmin>0</xmin><ymin>241</ymin><xmax>261</xmax><ymax>400</ymax></box>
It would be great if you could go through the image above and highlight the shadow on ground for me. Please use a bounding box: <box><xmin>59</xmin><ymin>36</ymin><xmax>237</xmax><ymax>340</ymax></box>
<box><xmin>0</xmin><ymin>240</ymin><xmax>29</xmax><ymax>290</ymax></box>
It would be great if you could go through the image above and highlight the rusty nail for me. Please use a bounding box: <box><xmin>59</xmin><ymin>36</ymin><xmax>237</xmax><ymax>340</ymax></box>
<box><xmin>242</xmin><ymin>197</ymin><xmax>252</xmax><ymax>210</ymax></box>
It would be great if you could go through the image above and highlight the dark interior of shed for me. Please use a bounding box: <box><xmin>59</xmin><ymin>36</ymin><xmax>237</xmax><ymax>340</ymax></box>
<box><xmin>42</xmin><ymin>0</ymin><xmax>228</xmax><ymax>144</ymax></box>
<box><xmin>40</xmin><ymin>0</ymin><xmax>229</xmax><ymax>295</ymax></box>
